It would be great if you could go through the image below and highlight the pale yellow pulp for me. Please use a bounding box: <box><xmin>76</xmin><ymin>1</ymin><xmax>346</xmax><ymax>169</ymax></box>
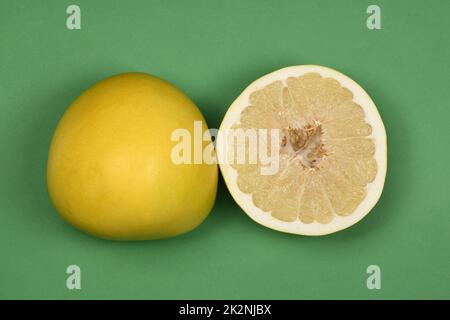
<box><xmin>231</xmin><ymin>73</ymin><xmax>377</xmax><ymax>224</ymax></box>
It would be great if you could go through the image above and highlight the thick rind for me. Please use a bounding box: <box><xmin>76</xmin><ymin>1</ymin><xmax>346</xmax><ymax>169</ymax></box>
<box><xmin>217</xmin><ymin>65</ymin><xmax>387</xmax><ymax>236</ymax></box>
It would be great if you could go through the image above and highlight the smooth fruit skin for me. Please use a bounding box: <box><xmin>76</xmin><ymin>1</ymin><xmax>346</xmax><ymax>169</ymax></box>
<box><xmin>47</xmin><ymin>73</ymin><xmax>218</xmax><ymax>240</ymax></box>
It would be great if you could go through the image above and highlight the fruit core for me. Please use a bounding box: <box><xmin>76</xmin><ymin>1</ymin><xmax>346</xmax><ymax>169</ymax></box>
<box><xmin>283</xmin><ymin>124</ymin><xmax>326</xmax><ymax>169</ymax></box>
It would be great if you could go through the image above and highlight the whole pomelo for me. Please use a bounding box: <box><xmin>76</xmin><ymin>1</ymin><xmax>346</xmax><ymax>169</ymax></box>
<box><xmin>47</xmin><ymin>73</ymin><xmax>217</xmax><ymax>240</ymax></box>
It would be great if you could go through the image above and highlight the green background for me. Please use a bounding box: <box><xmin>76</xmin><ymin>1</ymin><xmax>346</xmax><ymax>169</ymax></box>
<box><xmin>1</xmin><ymin>0</ymin><xmax>449</xmax><ymax>299</ymax></box>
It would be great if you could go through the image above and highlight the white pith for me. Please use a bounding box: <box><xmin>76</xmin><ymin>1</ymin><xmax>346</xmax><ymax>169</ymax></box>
<box><xmin>217</xmin><ymin>65</ymin><xmax>387</xmax><ymax>236</ymax></box>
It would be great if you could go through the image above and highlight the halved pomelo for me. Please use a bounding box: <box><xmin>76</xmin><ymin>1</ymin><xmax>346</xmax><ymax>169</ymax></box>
<box><xmin>216</xmin><ymin>65</ymin><xmax>387</xmax><ymax>235</ymax></box>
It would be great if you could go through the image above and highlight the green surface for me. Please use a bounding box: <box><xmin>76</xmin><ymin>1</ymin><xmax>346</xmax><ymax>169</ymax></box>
<box><xmin>1</xmin><ymin>0</ymin><xmax>449</xmax><ymax>299</ymax></box>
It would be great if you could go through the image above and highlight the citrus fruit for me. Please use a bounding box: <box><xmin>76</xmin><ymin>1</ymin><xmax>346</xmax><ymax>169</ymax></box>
<box><xmin>217</xmin><ymin>65</ymin><xmax>387</xmax><ymax>235</ymax></box>
<box><xmin>47</xmin><ymin>73</ymin><xmax>218</xmax><ymax>240</ymax></box>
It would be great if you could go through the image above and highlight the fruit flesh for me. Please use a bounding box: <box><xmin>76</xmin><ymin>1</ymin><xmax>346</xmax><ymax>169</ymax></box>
<box><xmin>231</xmin><ymin>73</ymin><xmax>377</xmax><ymax>224</ymax></box>
<box><xmin>47</xmin><ymin>73</ymin><xmax>218</xmax><ymax>240</ymax></box>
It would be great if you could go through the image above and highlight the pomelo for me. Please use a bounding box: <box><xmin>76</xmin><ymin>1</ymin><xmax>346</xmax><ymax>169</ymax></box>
<box><xmin>47</xmin><ymin>73</ymin><xmax>217</xmax><ymax>240</ymax></box>
<box><xmin>216</xmin><ymin>65</ymin><xmax>387</xmax><ymax>235</ymax></box>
